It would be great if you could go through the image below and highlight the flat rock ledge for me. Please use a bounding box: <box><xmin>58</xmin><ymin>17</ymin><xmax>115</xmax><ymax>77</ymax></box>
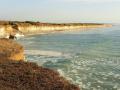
<box><xmin>0</xmin><ymin>39</ymin><xmax>80</xmax><ymax>90</ymax></box>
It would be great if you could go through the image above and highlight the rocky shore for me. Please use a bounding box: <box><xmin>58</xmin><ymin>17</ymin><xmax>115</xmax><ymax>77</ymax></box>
<box><xmin>0</xmin><ymin>21</ymin><xmax>112</xmax><ymax>38</ymax></box>
<box><xmin>0</xmin><ymin>38</ymin><xmax>80</xmax><ymax>90</ymax></box>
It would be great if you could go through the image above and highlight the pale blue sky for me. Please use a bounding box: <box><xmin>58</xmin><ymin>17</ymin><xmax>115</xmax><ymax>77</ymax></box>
<box><xmin>0</xmin><ymin>0</ymin><xmax>120</xmax><ymax>23</ymax></box>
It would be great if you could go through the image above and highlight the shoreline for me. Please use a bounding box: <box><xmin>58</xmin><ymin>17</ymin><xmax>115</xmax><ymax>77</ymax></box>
<box><xmin>0</xmin><ymin>38</ymin><xmax>80</xmax><ymax>90</ymax></box>
<box><xmin>0</xmin><ymin>21</ymin><xmax>112</xmax><ymax>38</ymax></box>
<box><xmin>0</xmin><ymin>21</ymin><xmax>113</xmax><ymax>89</ymax></box>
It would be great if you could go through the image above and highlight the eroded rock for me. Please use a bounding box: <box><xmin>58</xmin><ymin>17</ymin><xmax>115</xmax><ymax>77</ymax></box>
<box><xmin>0</xmin><ymin>38</ymin><xmax>24</xmax><ymax>62</ymax></box>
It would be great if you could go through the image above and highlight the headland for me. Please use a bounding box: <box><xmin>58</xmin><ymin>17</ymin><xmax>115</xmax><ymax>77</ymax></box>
<box><xmin>0</xmin><ymin>21</ymin><xmax>112</xmax><ymax>38</ymax></box>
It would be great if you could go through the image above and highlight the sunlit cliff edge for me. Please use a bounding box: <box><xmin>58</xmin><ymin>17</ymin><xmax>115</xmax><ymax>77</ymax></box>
<box><xmin>0</xmin><ymin>21</ymin><xmax>112</xmax><ymax>38</ymax></box>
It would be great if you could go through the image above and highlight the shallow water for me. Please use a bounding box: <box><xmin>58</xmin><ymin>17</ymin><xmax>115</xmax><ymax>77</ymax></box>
<box><xmin>18</xmin><ymin>26</ymin><xmax>120</xmax><ymax>90</ymax></box>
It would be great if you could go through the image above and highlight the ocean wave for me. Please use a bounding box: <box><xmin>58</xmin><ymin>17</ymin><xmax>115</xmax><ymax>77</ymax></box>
<box><xmin>24</xmin><ymin>50</ymin><xmax>72</xmax><ymax>58</ymax></box>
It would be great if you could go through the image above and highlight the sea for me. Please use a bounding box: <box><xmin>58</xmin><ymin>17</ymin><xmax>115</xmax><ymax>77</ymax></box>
<box><xmin>18</xmin><ymin>26</ymin><xmax>120</xmax><ymax>90</ymax></box>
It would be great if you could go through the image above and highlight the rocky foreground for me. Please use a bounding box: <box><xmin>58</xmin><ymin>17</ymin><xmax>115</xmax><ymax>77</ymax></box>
<box><xmin>0</xmin><ymin>38</ymin><xmax>80</xmax><ymax>90</ymax></box>
<box><xmin>0</xmin><ymin>21</ymin><xmax>112</xmax><ymax>38</ymax></box>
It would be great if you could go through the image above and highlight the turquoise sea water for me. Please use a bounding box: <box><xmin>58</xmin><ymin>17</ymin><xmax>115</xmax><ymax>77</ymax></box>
<box><xmin>18</xmin><ymin>26</ymin><xmax>120</xmax><ymax>90</ymax></box>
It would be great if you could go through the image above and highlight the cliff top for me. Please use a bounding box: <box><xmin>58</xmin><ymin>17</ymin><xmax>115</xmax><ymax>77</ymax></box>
<box><xmin>0</xmin><ymin>20</ymin><xmax>105</xmax><ymax>26</ymax></box>
<box><xmin>0</xmin><ymin>61</ymin><xmax>80</xmax><ymax>90</ymax></box>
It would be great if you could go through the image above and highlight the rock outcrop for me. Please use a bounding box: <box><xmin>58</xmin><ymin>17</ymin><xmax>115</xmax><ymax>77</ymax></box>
<box><xmin>0</xmin><ymin>38</ymin><xmax>24</xmax><ymax>62</ymax></box>
<box><xmin>0</xmin><ymin>25</ymin><xmax>23</xmax><ymax>38</ymax></box>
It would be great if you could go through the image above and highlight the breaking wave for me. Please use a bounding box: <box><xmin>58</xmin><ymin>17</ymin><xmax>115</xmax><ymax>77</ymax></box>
<box><xmin>25</xmin><ymin>50</ymin><xmax>72</xmax><ymax>58</ymax></box>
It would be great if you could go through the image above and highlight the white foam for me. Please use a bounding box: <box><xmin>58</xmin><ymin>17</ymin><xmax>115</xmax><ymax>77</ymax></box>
<box><xmin>25</xmin><ymin>50</ymin><xmax>71</xmax><ymax>58</ymax></box>
<box><xmin>57</xmin><ymin>69</ymin><xmax>65</xmax><ymax>77</ymax></box>
<box><xmin>15</xmin><ymin>33</ymin><xmax>24</xmax><ymax>38</ymax></box>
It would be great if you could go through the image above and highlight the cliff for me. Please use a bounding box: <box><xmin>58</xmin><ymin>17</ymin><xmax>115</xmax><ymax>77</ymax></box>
<box><xmin>15</xmin><ymin>22</ymin><xmax>112</xmax><ymax>35</ymax></box>
<box><xmin>0</xmin><ymin>38</ymin><xmax>24</xmax><ymax>62</ymax></box>
<box><xmin>0</xmin><ymin>61</ymin><xmax>79</xmax><ymax>90</ymax></box>
<box><xmin>0</xmin><ymin>24</ymin><xmax>23</xmax><ymax>38</ymax></box>
<box><xmin>0</xmin><ymin>38</ymin><xmax>80</xmax><ymax>90</ymax></box>
<box><xmin>0</xmin><ymin>21</ymin><xmax>112</xmax><ymax>37</ymax></box>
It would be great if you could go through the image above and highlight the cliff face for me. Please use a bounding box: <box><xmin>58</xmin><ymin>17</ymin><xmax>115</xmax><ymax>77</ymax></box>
<box><xmin>0</xmin><ymin>38</ymin><xmax>24</xmax><ymax>62</ymax></box>
<box><xmin>17</xmin><ymin>23</ymin><xmax>112</xmax><ymax>34</ymax></box>
<box><xmin>0</xmin><ymin>26</ymin><xmax>6</xmax><ymax>37</ymax></box>
<box><xmin>0</xmin><ymin>25</ymin><xmax>22</xmax><ymax>38</ymax></box>
<box><xmin>17</xmin><ymin>25</ymin><xmax>103</xmax><ymax>34</ymax></box>
<box><xmin>0</xmin><ymin>21</ymin><xmax>112</xmax><ymax>37</ymax></box>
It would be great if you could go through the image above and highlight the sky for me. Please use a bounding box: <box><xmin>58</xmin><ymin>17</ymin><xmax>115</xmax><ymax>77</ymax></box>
<box><xmin>0</xmin><ymin>0</ymin><xmax>120</xmax><ymax>23</ymax></box>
